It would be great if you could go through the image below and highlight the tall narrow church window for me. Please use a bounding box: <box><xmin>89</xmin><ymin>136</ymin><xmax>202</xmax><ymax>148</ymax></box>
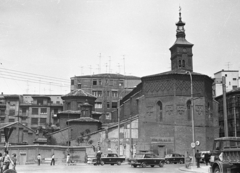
<box><xmin>182</xmin><ymin>60</ymin><xmax>185</xmax><ymax>67</ymax></box>
<box><xmin>179</xmin><ymin>60</ymin><xmax>181</xmax><ymax>67</ymax></box>
<box><xmin>187</xmin><ymin>100</ymin><xmax>191</xmax><ymax>121</ymax></box>
<box><xmin>157</xmin><ymin>101</ymin><xmax>163</xmax><ymax>121</ymax></box>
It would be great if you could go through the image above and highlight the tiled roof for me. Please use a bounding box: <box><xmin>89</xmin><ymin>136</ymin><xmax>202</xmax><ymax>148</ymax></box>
<box><xmin>0</xmin><ymin>122</ymin><xmax>16</xmax><ymax>129</ymax></box>
<box><xmin>67</xmin><ymin>117</ymin><xmax>100</xmax><ymax>123</ymax></box>
<box><xmin>142</xmin><ymin>69</ymin><xmax>209</xmax><ymax>79</ymax></box>
<box><xmin>58</xmin><ymin>110</ymin><xmax>81</xmax><ymax>114</ymax></box>
<box><xmin>72</xmin><ymin>73</ymin><xmax>140</xmax><ymax>80</ymax></box>
<box><xmin>3</xmin><ymin>95</ymin><xmax>20</xmax><ymax>99</ymax></box>
<box><xmin>171</xmin><ymin>37</ymin><xmax>193</xmax><ymax>47</ymax></box>
<box><xmin>62</xmin><ymin>89</ymin><xmax>96</xmax><ymax>98</ymax></box>
<box><xmin>31</xmin><ymin>95</ymin><xmax>51</xmax><ymax>99</ymax></box>
<box><xmin>0</xmin><ymin>122</ymin><xmax>36</xmax><ymax>133</ymax></box>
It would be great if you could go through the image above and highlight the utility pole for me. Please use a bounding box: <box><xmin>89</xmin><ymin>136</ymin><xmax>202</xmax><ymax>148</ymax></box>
<box><xmin>222</xmin><ymin>76</ymin><xmax>228</xmax><ymax>137</ymax></box>
<box><xmin>186</xmin><ymin>71</ymin><xmax>195</xmax><ymax>165</ymax></box>
<box><xmin>129</xmin><ymin>97</ymin><xmax>132</xmax><ymax>159</ymax></box>
<box><xmin>233</xmin><ymin>96</ymin><xmax>237</xmax><ymax>137</ymax></box>
<box><xmin>117</xmin><ymin>99</ymin><xmax>120</xmax><ymax>155</ymax></box>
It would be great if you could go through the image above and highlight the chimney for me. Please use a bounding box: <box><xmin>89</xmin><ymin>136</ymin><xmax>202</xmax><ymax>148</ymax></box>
<box><xmin>77</xmin><ymin>83</ymin><xmax>82</xmax><ymax>89</ymax></box>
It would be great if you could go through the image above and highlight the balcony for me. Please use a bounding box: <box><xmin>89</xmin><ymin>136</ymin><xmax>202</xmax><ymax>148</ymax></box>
<box><xmin>49</xmin><ymin>103</ymin><xmax>63</xmax><ymax>106</ymax></box>
<box><xmin>19</xmin><ymin>112</ymin><xmax>29</xmax><ymax>118</ymax></box>
<box><xmin>0</xmin><ymin>114</ymin><xmax>6</xmax><ymax>118</ymax></box>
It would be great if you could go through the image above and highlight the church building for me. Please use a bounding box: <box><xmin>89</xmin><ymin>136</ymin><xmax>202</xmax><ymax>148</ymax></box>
<box><xmin>121</xmin><ymin>11</ymin><xmax>219</xmax><ymax>157</ymax></box>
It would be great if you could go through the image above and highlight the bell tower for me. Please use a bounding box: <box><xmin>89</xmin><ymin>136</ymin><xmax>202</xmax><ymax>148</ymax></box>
<box><xmin>169</xmin><ymin>8</ymin><xmax>194</xmax><ymax>72</ymax></box>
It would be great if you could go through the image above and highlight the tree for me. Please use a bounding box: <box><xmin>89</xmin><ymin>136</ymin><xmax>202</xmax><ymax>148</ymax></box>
<box><xmin>75</xmin><ymin>129</ymin><xmax>93</xmax><ymax>146</ymax></box>
<box><xmin>76</xmin><ymin>136</ymin><xmax>84</xmax><ymax>146</ymax></box>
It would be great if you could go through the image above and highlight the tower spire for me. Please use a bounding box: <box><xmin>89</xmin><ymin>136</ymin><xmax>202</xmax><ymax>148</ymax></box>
<box><xmin>179</xmin><ymin>6</ymin><xmax>182</xmax><ymax>21</ymax></box>
<box><xmin>169</xmin><ymin>8</ymin><xmax>194</xmax><ymax>72</ymax></box>
<box><xmin>176</xmin><ymin>7</ymin><xmax>186</xmax><ymax>38</ymax></box>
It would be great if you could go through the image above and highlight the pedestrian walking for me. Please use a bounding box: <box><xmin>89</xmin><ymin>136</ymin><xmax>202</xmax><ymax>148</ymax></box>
<box><xmin>96</xmin><ymin>150</ymin><xmax>102</xmax><ymax>165</ymax></box>
<box><xmin>195</xmin><ymin>150</ymin><xmax>201</xmax><ymax>168</ymax></box>
<box><xmin>3</xmin><ymin>150</ymin><xmax>13</xmax><ymax>172</ymax></box>
<box><xmin>11</xmin><ymin>153</ymin><xmax>17</xmax><ymax>171</ymax></box>
<box><xmin>50</xmin><ymin>154</ymin><xmax>55</xmax><ymax>166</ymax></box>
<box><xmin>66</xmin><ymin>154</ymin><xmax>70</xmax><ymax>166</ymax></box>
<box><xmin>204</xmin><ymin>152</ymin><xmax>210</xmax><ymax>166</ymax></box>
<box><xmin>37</xmin><ymin>154</ymin><xmax>41</xmax><ymax>166</ymax></box>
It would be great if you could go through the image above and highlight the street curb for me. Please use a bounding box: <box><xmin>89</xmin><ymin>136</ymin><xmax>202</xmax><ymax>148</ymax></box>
<box><xmin>179</xmin><ymin>167</ymin><xmax>209</xmax><ymax>173</ymax></box>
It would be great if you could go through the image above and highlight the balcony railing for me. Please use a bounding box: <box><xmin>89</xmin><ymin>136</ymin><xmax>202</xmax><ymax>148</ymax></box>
<box><xmin>0</xmin><ymin>114</ymin><xmax>6</xmax><ymax>118</ymax></box>
<box><xmin>20</xmin><ymin>102</ymin><xmax>63</xmax><ymax>106</ymax></box>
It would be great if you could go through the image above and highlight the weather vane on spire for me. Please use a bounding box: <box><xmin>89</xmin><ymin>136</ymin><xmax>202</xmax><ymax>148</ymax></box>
<box><xmin>179</xmin><ymin>6</ymin><xmax>182</xmax><ymax>20</ymax></box>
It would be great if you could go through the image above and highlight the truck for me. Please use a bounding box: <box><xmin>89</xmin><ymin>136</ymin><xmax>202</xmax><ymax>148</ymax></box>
<box><xmin>210</xmin><ymin>137</ymin><xmax>240</xmax><ymax>173</ymax></box>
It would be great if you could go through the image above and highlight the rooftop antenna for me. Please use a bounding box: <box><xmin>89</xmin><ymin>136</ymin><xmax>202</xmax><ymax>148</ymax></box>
<box><xmin>109</xmin><ymin>56</ymin><xmax>111</xmax><ymax>73</ymax></box>
<box><xmin>226</xmin><ymin>62</ymin><xmax>231</xmax><ymax>70</ymax></box>
<box><xmin>99</xmin><ymin>53</ymin><xmax>101</xmax><ymax>73</ymax></box>
<box><xmin>106</xmin><ymin>63</ymin><xmax>108</xmax><ymax>73</ymax></box>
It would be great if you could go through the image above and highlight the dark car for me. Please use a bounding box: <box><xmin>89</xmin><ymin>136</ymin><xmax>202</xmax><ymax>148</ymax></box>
<box><xmin>165</xmin><ymin>153</ymin><xmax>185</xmax><ymax>164</ymax></box>
<box><xmin>130</xmin><ymin>153</ymin><xmax>165</xmax><ymax>168</ymax></box>
<box><xmin>94</xmin><ymin>153</ymin><xmax>125</xmax><ymax>166</ymax></box>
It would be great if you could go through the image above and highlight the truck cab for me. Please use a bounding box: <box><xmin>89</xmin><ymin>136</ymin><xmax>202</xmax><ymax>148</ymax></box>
<box><xmin>210</xmin><ymin>137</ymin><xmax>240</xmax><ymax>173</ymax></box>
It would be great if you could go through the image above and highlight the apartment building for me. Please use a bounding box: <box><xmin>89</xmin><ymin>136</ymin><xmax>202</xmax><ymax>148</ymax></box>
<box><xmin>70</xmin><ymin>73</ymin><xmax>141</xmax><ymax>123</ymax></box>
<box><xmin>0</xmin><ymin>94</ymin><xmax>63</xmax><ymax>131</ymax></box>
<box><xmin>213</xmin><ymin>70</ymin><xmax>239</xmax><ymax>97</ymax></box>
<box><xmin>215</xmin><ymin>88</ymin><xmax>240</xmax><ymax>137</ymax></box>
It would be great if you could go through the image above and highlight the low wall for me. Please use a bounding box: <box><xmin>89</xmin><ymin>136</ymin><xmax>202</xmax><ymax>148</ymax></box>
<box><xmin>0</xmin><ymin>145</ymin><xmax>91</xmax><ymax>165</ymax></box>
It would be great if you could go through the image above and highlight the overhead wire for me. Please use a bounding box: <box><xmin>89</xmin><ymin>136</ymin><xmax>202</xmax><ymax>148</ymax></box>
<box><xmin>0</xmin><ymin>73</ymin><xmax>69</xmax><ymax>86</ymax></box>
<box><xmin>0</xmin><ymin>67</ymin><xmax>71</xmax><ymax>88</ymax></box>
<box><xmin>0</xmin><ymin>70</ymin><xmax>69</xmax><ymax>84</ymax></box>
<box><xmin>0</xmin><ymin>67</ymin><xmax>70</xmax><ymax>82</ymax></box>
<box><xmin>0</xmin><ymin>76</ymin><xmax>69</xmax><ymax>88</ymax></box>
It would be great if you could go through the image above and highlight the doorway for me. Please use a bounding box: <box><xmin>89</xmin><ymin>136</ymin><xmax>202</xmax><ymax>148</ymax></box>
<box><xmin>19</xmin><ymin>153</ymin><xmax>27</xmax><ymax>165</ymax></box>
<box><xmin>158</xmin><ymin>145</ymin><xmax>165</xmax><ymax>158</ymax></box>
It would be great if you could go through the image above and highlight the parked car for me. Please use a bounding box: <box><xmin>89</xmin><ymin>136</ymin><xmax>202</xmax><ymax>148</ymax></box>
<box><xmin>129</xmin><ymin>153</ymin><xmax>165</xmax><ymax>168</ymax></box>
<box><xmin>93</xmin><ymin>153</ymin><xmax>125</xmax><ymax>166</ymax></box>
<box><xmin>165</xmin><ymin>153</ymin><xmax>185</xmax><ymax>164</ymax></box>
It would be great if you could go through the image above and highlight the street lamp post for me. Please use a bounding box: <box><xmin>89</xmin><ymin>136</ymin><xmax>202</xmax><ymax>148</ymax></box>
<box><xmin>186</xmin><ymin>71</ymin><xmax>195</xmax><ymax>165</ymax></box>
<box><xmin>117</xmin><ymin>99</ymin><xmax>121</xmax><ymax>155</ymax></box>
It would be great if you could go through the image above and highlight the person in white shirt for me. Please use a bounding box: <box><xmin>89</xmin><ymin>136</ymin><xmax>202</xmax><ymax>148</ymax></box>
<box><xmin>66</xmin><ymin>154</ymin><xmax>70</xmax><ymax>166</ymax></box>
<box><xmin>37</xmin><ymin>154</ymin><xmax>41</xmax><ymax>166</ymax></box>
<box><xmin>3</xmin><ymin>150</ymin><xmax>13</xmax><ymax>172</ymax></box>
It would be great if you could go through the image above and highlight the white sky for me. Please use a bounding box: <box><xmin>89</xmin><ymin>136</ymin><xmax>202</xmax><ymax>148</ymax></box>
<box><xmin>0</xmin><ymin>0</ymin><xmax>240</xmax><ymax>95</ymax></box>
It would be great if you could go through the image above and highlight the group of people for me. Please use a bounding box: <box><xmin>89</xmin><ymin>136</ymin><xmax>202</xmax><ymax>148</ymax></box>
<box><xmin>37</xmin><ymin>153</ymin><xmax>55</xmax><ymax>166</ymax></box>
<box><xmin>37</xmin><ymin>153</ymin><xmax>72</xmax><ymax>166</ymax></box>
<box><xmin>195</xmin><ymin>150</ymin><xmax>211</xmax><ymax>168</ymax></box>
<box><xmin>0</xmin><ymin>150</ymin><xmax>17</xmax><ymax>173</ymax></box>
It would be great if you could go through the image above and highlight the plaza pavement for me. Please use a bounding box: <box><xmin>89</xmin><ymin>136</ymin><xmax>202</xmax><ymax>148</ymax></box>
<box><xmin>179</xmin><ymin>165</ymin><xmax>211</xmax><ymax>173</ymax></box>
